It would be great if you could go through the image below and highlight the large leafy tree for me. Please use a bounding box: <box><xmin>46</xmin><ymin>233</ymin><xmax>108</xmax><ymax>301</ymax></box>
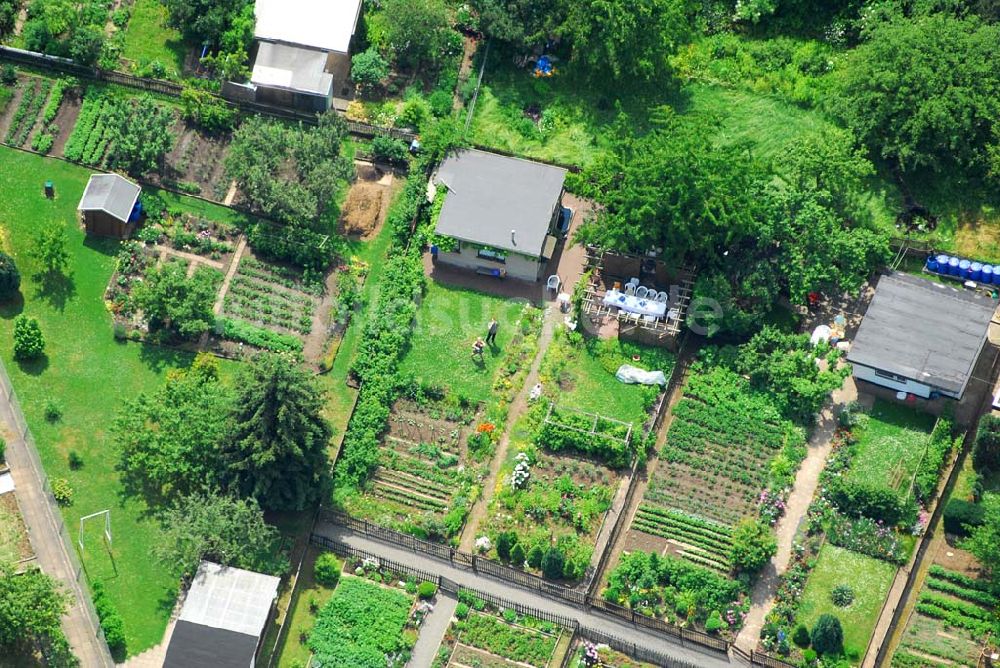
<box><xmin>163</xmin><ymin>0</ymin><xmax>249</xmax><ymax>45</ymax></box>
<box><xmin>156</xmin><ymin>492</ymin><xmax>289</xmax><ymax>578</ymax></box>
<box><xmin>222</xmin><ymin>353</ymin><xmax>332</xmax><ymax>511</ymax></box>
<box><xmin>562</xmin><ymin>0</ymin><xmax>694</xmax><ymax>86</ymax></box>
<box><xmin>470</xmin><ymin>0</ymin><xmax>567</xmax><ymax>49</ymax></box>
<box><xmin>106</xmin><ymin>97</ymin><xmax>175</xmax><ymax>177</ymax></box>
<box><xmin>113</xmin><ymin>355</ymin><xmax>232</xmax><ymax>504</ymax></box>
<box><xmin>963</xmin><ymin>493</ymin><xmax>1000</xmax><ymax>587</ymax></box>
<box><xmin>0</xmin><ymin>561</ymin><xmax>76</xmax><ymax>666</ymax></box>
<box><xmin>381</xmin><ymin>0</ymin><xmax>454</xmax><ymax>70</ymax></box>
<box><xmin>833</xmin><ymin>13</ymin><xmax>1000</xmax><ymax>176</ymax></box>
<box><xmin>133</xmin><ymin>262</ymin><xmax>218</xmax><ymax>339</ymax></box>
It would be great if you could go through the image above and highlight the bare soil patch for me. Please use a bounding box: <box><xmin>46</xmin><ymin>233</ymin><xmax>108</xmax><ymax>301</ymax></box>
<box><xmin>0</xmin><ymin>83</ymin><xmax>25</xmax><ymax>141</ymax></box>
<box><xmin>157</xmin><ymin>122</ymin><xmax>232</xmax><ymax>200</ymax></box>
<box><xmin>933</xmin><ymin>539</ymin><xmax>982</xmax><ymax>579</ymax></box>
<box><xmin>0</xmin><ymin>491</ymin><xmax>33</xmax><ymax>562</ymax></box>
<box><xmin>340</xmin><ymin>182</ymin><xmax>383</xmax><ymax>238</ymax></box>
<box><xmin>50</xmin><ymin>89</ymin><xmax>82</xmax><ymax>156</ymax></box>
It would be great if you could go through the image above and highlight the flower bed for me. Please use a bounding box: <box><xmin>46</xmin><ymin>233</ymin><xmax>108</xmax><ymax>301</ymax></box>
<box><xmin>537</xmin><ymin>405</ymin><xmax>634</xmax><ymax>468</ymax></box>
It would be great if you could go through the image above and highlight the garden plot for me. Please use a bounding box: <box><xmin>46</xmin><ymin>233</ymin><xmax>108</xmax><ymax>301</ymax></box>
<box><xmin>846</xmin><ymin>400</ymin><xmax>935</xmax><ymax>498</ymax></box>
<box><xmin>434</xmin><ymin>591</ymin><xmax>563</xmax><ymax>668</ymax></box>
<box><xmin>569</xmin><ymin>641</ymin><xmax>657</xmax><ymax>668</ymax></box>
<box><xmin>221</xmin><ymin>254</ymin><xmax>323</xmax><ymax>342</ymax></box>
<box><xmin>2</xmin><ymin>76</ymin><xmax>52</xmax><ymax>149</ymax></box>
<box><xmin>155</xmin><ymin>121</ymin><xmax>232</xmax><ymax>199</ymax></box>
<box><xmin>343</xmin><ymin>395</ymin><xmax>488</xmax><ymax>543</ymax></box>
<box><xmin>0</xmin><ymin>491</ymin><xmax>33</xmax><ymax>564</ymax></box>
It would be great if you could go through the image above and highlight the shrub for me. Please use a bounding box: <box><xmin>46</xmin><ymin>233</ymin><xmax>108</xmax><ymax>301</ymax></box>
<box><xmin>974</xmin><ymin>415</ymin><xmax>1000</xmax><ymax>473</ymax></box>
<box><xmin>371</xmin><ymin>135</ymin><xmax>409</xmax><ymax>164</ymax></box>
<box><xmin>454</xmin><ymin>602</ymin><xmax>469</xmax><ymax>619</ymax></box>
<box><xmin>496</xmin><ymin>531</ymin><xmax>516</xmax><ymax>562</ymax></box>
<box><xmin>51</xmin><ymin>478</ymin><xmax>73</xmax><ymax>505</ymax></box>
<box><xmin>180</xmin><ymin>86</ymin><xmax>236</xmax><ymax>133</ymax></box>
<box><xmin>0</xmin><ymin>64</ymin><xmax>14</xmax><ymax>85</ymax></box>
<box><xmin>793</xmin><ymin>623</ymin><xmax>811</xmax><ymax>648</ymax></box>
<box><xmin>417</xmin><ymin>581</ymin><xmax>437</xmax><ymax>599</ymax></box>
<box><xmin>44</xmin><ymin>401</ymin><xmax>62</xmax><ymax>422</ymax></box>
<box><xmin>827</xmin><ymin>480</ymin><xmax>909</xmax><ymax>525</ymax></box>
<box><xmin>831</xmin><ymin>584</ymin><xmax>854</xmax><ymax>607</ymax></box>
<box><xmin>0</xmin><ymin>251</ymin><xmax>20</xmax><ymax>297</ymax></box>
<box><xmin>729</xmin><ymin>518</ymin><xmax>777</xmax><ymax>575</ymax></box>
<box><xmin>351</xmin><ymin>48</ymin><xmax>390</xmax><ymax>89</ymax></box>
<box><xmin>67</xmin><ymin>450</ymin><xmax>83</xmax><ymax>470</ymax></box>
<box><xmin>13</xmin><ymin>316</ymin><xmax>44</xmax><ymax>360</ymax></box>
<box><xmin>811</xmin><ymin>614</ymin><xmax>843</xmax><ymax>655</ymax></box>
<box><xmin>527</xmin><ymin>545</ymin><xmax>544</xmax><ymax>569</ymax></box>
<box><xmin>0</xmin><ymin>436</ymin><xmax>5</xmax><ymax>463</ymax></box>
<box><xmin>944</xmin><ymin>498</ymin><xmax>985</xmax><ymax>536</ymax></box>
<box><xmin>428</xmin><ymin>89</ymin><xmax>452</xmax><ymax>117</ymax></box>
<box><xmin>92</xmin><ymin>581</ymin><xmax>127</xmax><ymax>655</ymax></box>
<box><xmin>705</xmin><ymin>610</ymin><xmax>724</xmax><ymax>633</ymax></box>
<box><xmin>541</xmin><ymin>547</ymin><xmax>565</xmax><ymax>580</ymax></box>
<box><xmin>314</xmin><ymin>553</ymin><xmax>341</xmax><ymax>587</ymax></box>
<box><xmin>510</xmin><ymin>542</ymin><xmax>526</xmax><ymax>566</ymax></box>
<box><xmin>803</xmin><ymin>648</ymin><xmax>817</xmax><ymax>663</ymax></box>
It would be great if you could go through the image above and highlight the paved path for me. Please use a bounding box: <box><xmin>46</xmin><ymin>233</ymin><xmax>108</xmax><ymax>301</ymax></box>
<box><xmin>120</xmin><ymin>617</ymin><xmax>177</xmax><ymax>668</ymax></box>
<box><xmin>316</xmin><ymin>521</ymin><xmax>735</xmax><ymax>668</ymax></box>
<box><xmin>0</xmin><ymin>377</ymin><xmax>112</xmax><ymax>666</ymax></box>
<box><xmin>407</xmin><ymin>595</ymin><xmax>457</xmax><ymax>668</ymax></box>
<box><xmin>213</xmin><ymin>236</ymin><xmax>247</xmax><ymax>315</ymax></box>
<box><xmin>735</xmin><ymin>374</ymin><xmax>857</xmax><ymax>652</ymax></box>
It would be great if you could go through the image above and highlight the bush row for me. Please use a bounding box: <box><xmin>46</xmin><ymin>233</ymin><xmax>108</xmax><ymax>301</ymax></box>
<box><xmin>219</xmin><ymin>318</ymin><xmax>304</xmax><ymax>353</ymax></box>
<box><xmin>91</xmin><ymin>581</ymin><xmax>126</xmax><ymax>655</ymax></box>
<box><xmin>912</xmin><ymin>418</ymin><xmax>960</xmax><ymax>503</ymax></box>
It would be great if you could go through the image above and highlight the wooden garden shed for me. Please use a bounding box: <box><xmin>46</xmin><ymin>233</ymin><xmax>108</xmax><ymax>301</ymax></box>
<box><xmin>77</xmin><ymin>173</ymin><xmax>141</xmax><ymax>239</ymax></box>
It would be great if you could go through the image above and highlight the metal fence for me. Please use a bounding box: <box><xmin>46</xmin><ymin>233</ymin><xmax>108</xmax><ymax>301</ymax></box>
<box><xmin>0</xmin><ymin>357</ymin><xmax>115</xmax><ymax>667</ymax></box>
<box><xmin>749</xmin><ymin>650</ymin><xmax>798</xmax><ymax>668</ymax></box>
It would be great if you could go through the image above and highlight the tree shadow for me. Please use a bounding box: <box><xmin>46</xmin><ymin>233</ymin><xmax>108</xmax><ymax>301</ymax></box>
<box><xmin>82</xmin><ymin>235</ymin><xmax>120</xmax><ymax>257</ymax></box>
<box><xmin>136</xmin><ymin>338</ymin><xmax>196</xmax><ymax>373</ymax></box>
<box><xmin>16</xmin><ymin>354</ymin><xmax>49</xmax><ymax>376</ymax></box>
<box><xmin>0</xmin><ymin>291</ymin><xmax>24</xmax><ymax>320</ymax></box>
<box><xmin>32</xmin><ymin>272</ymin><xmax>76</xmax><ymax>312</ymax></box>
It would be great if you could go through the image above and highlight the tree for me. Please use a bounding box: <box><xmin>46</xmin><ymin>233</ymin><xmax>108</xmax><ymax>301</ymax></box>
<box><xmin>382</xmin><ymin>0</ymin><xmax>454</xmax><ymax>70</ymax></box>
<box><xmin>540</xmin><ymin>547</ymin><xmax>565</xmax><ymax>579</ymax></box>
<box><xmin>180</xmin><ymin>86</ymin><xmax>237</xmax><ymax>133</ymax></box>
<box><xmin>67</xmin><ymin>22</ymin><xmax>104</xmax><ymax>66</ymax></box>
<box><xmin>0</xmin><ymin>251</ymin><xmax>20</xmax><ymax>298</ymax></box>
<box><xmin>963</xmin><ymin>493</ymin><xmax>1000</xmax><ymax>587</ymax></box>
<box><xmin>351</xmin><ymin>48</ymin><xmax>390</xmax><ymax>90</ymax></box>
<box><xmin>221</xmin><ymin>353</ymin><xmax>332</xmax><ymax>511</ymax></box>
<box><xmin>729</xmin><ymin>518</ymin><xmax>777</xmax><ymax>575</ymax></box>
<box><xmin>163</xmin><ymin>0</ymin><xmax>249</xmax><ymax>45</ymax></box>
<box><xmin>562</xmin><ymin>0</ymin><xmax>693</xmax><ymax>86</ymax></box>
<box><xmin>833</xmin><ymin>13</ymin><xmax>1000</xmax><ymax>176</ymax></box>
<box><xmin>106</xmin><ymin>96</ymin><xmax>175</xmax><ymax>176</ymax></box>
<box><xmin>155</xmin><ymin>491</ymin><xmax>289</xmax><ymax>578</ymax></box>
<box><xmin>12</xmin><ymin>316</ymin><xmax>44</xmax><ymax>361</ymax></box>
<box><xmin>0</xmin><ymin>561</ymin><xmax>76</xmax><ymax>665</ymax></box>
<box><xmin>511</xmin><ymin>542</ymin><xmax>526</xmax><ymax>566</ymax></box>
<box><xmin>496</xmin><ymin>531</ymin><xmax>516</xmax><ymax>561</ymax></box>
<box><xmin>29</xmin><ymin>225</ymin><xmax>69</xmax><ymax>280</ymax></box>
<box><xmin>471</xmin><ymin>0</ymin><xmax>567</xmax><ymax>49</ymax></box>
<box><xmin>133</xmin><ymin>262</ymin><xmax>218</xmax><ymax>339</ymax></box>
<box><xmin>314</xmin><ymin>553</ymin><xmax>341</xmax><ymax>587</ymax></box>
<box><xmin>973</xmin><ymin>415</ymin><xmax>1000</xmax><ymax>473</ymax></box>
<box><xmin>810</xmin><ymin>614</ymin><xmax>844</xmax><ymax>655</ymax></box>
<box><xmin>113</xmin><ymin>356</ymin><xmax>232</xmax><ymax>504</ymax></box>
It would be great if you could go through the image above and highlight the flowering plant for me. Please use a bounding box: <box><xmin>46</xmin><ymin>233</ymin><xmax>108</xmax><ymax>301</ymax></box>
<box><xmin>758</xmin><ymin>488</ymin><xmax>787</xmax><ymax>525</ymax></box>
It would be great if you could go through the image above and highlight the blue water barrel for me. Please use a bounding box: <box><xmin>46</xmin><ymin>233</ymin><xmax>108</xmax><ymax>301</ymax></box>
<box><xmin>960</xmin><ymin>259</ymin><xmax>972</xmax><ymax>278</ymax></box>
<box><xmin>926</xmin><ymin>256</ymin><xmax>940</xmax><ymax>273</ymax></box>
<box><xmin>983</xmin><ymin>265</ymin><xmax>994</xmax><ymax>284</ymax></box>
<box><xmin>971</xmin><ymin>262</ymin><xmax>983</xmax><ymax>281</ymax></box>
<box><xmin>948</xmin><ymin>257</ymin><xmax>961</xmax><ymax>275</ymax></box>
<box><xmin>935</xmin><ymin>254</ymin><xmax>950</xmax><ymax>273</ymax></box>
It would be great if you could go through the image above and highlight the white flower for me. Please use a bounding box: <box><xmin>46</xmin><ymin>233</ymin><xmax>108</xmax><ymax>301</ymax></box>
<box><xmin>475</xmin><ymin>536</ymin><xmax>491</xmax><ymax>552</ymax></box>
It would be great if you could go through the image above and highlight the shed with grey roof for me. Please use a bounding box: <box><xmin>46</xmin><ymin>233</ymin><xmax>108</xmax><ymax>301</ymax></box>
<box><xmin>431</xmin><ymin>149</ymin><xmax>567</xmax><ymax>282</ymax></box>
<box><xmin>163</xmin><ymin>561</ymin><xmax>280</xmax><ymax>668</ymax></box>
<box><xmin>848</xmin><ymin>272</ymin><xmax>996</xmax><ymax>399</ymax></box>
<box><xmin>77</xmin><ymin>173</ymin><xmax>141</xmax><ymax>239</ymax></box>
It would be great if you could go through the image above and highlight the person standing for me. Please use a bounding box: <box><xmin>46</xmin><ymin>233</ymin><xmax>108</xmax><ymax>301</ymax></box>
<box><xmin>486</xmin><ymin>317</ymin><xmax>498</xmax><ymax>345</ymax></box>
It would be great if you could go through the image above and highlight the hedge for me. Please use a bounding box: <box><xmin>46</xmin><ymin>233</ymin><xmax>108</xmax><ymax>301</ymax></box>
<box><xmin>943</xmin><ymin>498</ymin><xmax>985</xmax><ymax>536</ymax></box>
<box><xmin>219</xmin><ymin>318</ymin><xmax>303</xmax><ymax>353</ymax></box>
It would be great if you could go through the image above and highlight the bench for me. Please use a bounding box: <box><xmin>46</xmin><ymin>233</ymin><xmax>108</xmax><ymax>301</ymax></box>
<box><xmin>476</xmin><ymin>267</ymin><xmax>506</xmax><ymax>278</ymax></box>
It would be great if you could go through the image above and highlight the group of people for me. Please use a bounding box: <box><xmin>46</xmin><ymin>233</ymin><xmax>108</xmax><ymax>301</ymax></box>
<box><xmin>472</xmin><ymin>318</ymin><xmax>499</xmax><ymax>359</ymax></box>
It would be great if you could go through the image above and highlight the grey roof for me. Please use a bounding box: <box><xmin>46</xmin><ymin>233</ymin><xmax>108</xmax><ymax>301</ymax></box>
<box><xmin>163</xmin><ymin>620</ymin><xmax>259</xmax><ymax>668</ymax></box>
<box><xmin>848</xmin><ymin>272</ymin><xmax>996</xmax><ymax>395</ymax></box>
<box><xmin>77</xmin><ymin>174</ymin><xmax>141</xmax><ymax>223</ymax></box>
<box><xmin>177</xmin><ymin>561</ymin><xmax>280</xmax><ymax>636</ymax></box>
<box><xmin>434</xmin><ymin>149</ymin><xmax>566</xmax><ymax>257</ymax></box>
<box><xmin>251</xmin><ymin>41</ymin><xmax>333</xmax><ymax>97</ymax></box>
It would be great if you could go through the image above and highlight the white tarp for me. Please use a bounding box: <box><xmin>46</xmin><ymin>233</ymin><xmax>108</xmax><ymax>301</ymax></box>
<box><xmin>615</xmin><ymin>364</ymin><xmax>667</xmax><ymax>386</ymax></box>
<box><xmin>811</xmin><ymin>325</ymin><xmax>832</xmax><ymax>346</ymax></box>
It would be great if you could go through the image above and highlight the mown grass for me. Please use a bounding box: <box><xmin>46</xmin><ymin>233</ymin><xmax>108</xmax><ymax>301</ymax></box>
<box><xmin>397</xmin><ymin>281</ymin><xmax>526</xmax><ymax>403</ymax></box>
<box><xmin>0</xmin><ymin>147</ymin><xmax>242</xmax><ymax>654</ymax></box>
<box><xmin>847</xmin><ymin>400</ymin><xmax>935</xmax><ymax>494</ymax></box>
<box><xmin>121</xmin><ymin>0</ymin><xmax>187</xmax><ymax>78</ymax></box>
<box><xmin>271</xmin><ymin>548</ymin><xmax>339</xmax><ymax>667</ymax></box>
<box><xmin>797</xmin><ymin>544</ymin><xmax>897</xmax><ymax>659</ymax></box>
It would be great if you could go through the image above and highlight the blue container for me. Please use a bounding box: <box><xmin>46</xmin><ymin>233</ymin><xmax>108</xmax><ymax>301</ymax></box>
<box><xmin>926</xmin><ymin>256</ymin><xmax>940</xmax><ymax>273</ymax></box>
<box><xmin>948</xmin><ymin>257</ymin><xmax>961</xmax><ymax>275</ymax></box>
<box><xmin>960</xmin><ymin>259</ymin><xmax>972</xmax><ymax>278</ymax></box>
<box><xmin>971</xmin><ymin>262</ymin><xmax>983</xmax><ymax>281</ymax></box>
<box><xmin>935</xmin><ymin>254</ymin><xmax>950</xmax><ymax>274</ymax></box>
<box><xmin>983</xmin><ymin>265</ymin><xmax>994</xmax><ymax>284</ymax></box>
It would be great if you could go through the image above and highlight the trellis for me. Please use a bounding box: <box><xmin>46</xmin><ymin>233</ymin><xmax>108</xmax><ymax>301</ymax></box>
<box><xmin>541</xmin><ymin>402</ymin><xmax>634</xmax><ymax>452</ymax></box>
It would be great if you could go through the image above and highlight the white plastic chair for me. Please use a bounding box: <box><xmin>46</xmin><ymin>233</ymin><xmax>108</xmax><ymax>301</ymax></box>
<box><xmin>627</xmin><ymin>277</ymin><xmax>639</xmax><ymax>287</ymax></box>
<box><xmin>635</xmin><ymin>286</ymin><xmax>649</xmax><ymax>299</ymax></box>
<box><xmin>655</xmin><ymin>291</ymin><xmax>668</xmax><ymax>303</ymax></box>
<box><xmin>546</xmin><ymin>275</ymin><xmax>561</xmax><ymax>293</ymax></box>
<box><xmin>643</xmin><ymin>314</ymin><xmax>658</xmax><ymax>325</ymax></box>
<box><xmin>625</xmin><ymin>283</ymin><xmax>636</xmax><ymax>296</ymax></box>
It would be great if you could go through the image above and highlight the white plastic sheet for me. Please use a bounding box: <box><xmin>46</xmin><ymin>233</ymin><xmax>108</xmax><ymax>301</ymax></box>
<box><xmin>615</xmin><ymin>364</ymin><xmax>667</xmax><ymax>386</ymax></box>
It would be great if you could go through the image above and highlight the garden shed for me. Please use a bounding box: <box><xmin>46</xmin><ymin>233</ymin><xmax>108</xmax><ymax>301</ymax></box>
<box><xmin>162</xmin><ymin>561</ymin><xmax>280</xmax><ymax>668</ymax></box>
<box><xmin>430</xmin><ymin>149</ymin><xmax>567</xmax><ymax>282</ymax></box>
<box><xmin>77</xmin><ymin>173</ymin><xmax>141</xmax><ymax>239</ymax></box>
<box><xmin>848</xmin><ymin>272</ymin><xmax>996</xmax><ymax>400</ymax></box>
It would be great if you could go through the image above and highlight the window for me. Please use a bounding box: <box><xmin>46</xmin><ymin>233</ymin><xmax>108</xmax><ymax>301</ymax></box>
<box><xmin>477</xmin><ymin>248</ymin><xmax>506</xmax><ymax>263</ymax></box>
<box><xmin>874</xmin><ymin>369</ymin><xmax>909</xmax><ymax>384</ymax></box>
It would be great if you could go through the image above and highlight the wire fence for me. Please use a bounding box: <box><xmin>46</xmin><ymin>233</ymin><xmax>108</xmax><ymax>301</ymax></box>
<box><xmin>0</xmin><ymin>356</ymin><xmax>115</xmax><ymax>667</ymax></box>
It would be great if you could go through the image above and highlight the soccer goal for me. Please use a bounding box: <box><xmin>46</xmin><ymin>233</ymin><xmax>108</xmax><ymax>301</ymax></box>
<box><xmin>78</xmin><ymin>509</ymin><xmax>112</xmax><ymax>553</ymax></box>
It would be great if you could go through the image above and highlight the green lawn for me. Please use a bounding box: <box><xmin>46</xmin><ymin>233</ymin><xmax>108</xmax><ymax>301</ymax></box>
<box><xmin>272</xmin><ymin>548</ymin><xmax>339</xmax><ymax>667</ymax></box>
<box><xmin>847</xmin><ymin>400</ymin><xmax>936</xmax><ymax>494</ymax></box>
<box><xmin>797</xmin><ymin>545</ymin><xmax>897</xmax><ymax>659</ymax></box>
<box><xmin>122</xmin><ymin>0</ymin><xmax>187</xmax><ymax>78</ymax></box>
<box><xmin>397</xmin><ymin>281</ymin><xmax>527</xmax><ymax>402</ymax></box>
<box><xmin>539</xmin><ymin>329</ymin><xmax>675</xmax><ymax>427</ymax></box>
<box><xmin>0</xmin><ymin>147</ymin><xmax>242</xmax><ymax>654</ymax></box>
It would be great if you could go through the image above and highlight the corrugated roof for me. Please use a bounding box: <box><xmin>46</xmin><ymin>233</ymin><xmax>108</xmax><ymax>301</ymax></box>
<box><xmin>254</xmin><ymin>0</ymin><xmax>362</xmax><ymax>53</ymax></box>
<box><xmin>177</xmin><ymin>561</ymin><xmax>280</xmax><ymax>637</ymax></box>
<box><xmin>77</xmin><ymin>174</ymin><xmax>140</xmax><ymax>223</ymax></box>
<box><xmin>163</xmin><ymin>620</ymin><xmax>259</xmax><ymax>668</ymax></box>
<box><xmin>434</xmin><ymin>149</ymin><xmax>566</xmax><ymax>257</ymax></box>
<box><xmin>848</xmin><ymin>272</ymin><xmax>996</xmax><ymax>395</ymax></box>
<box><xmin>251</xmin><ymin>42</ymin><xmax>334</xmax><ymax>97</ymax></box>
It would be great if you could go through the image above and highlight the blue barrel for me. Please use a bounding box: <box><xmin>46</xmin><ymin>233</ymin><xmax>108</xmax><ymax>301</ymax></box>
<box><xmin>948</xmin><ymin>257</ymin><xmax>961</xmax><ymax>275</ymax></box>
<box><xmin>960</xmin><ymin>259</ymin><xmax>972</xmax><ymax>278</ymax></box>
<box><xmin>983</xmin><ymin>265</ymin><xmax>994</xmax><ymax>284</ymax></box>
<box><xmin>935</xmin><ymin>255</ymin><xmax>950</xmax><ymax>274</ymax></box>
<box><xmin>926</xmin><ymin>256</ymin><xmax>940</xmax><ymax>273</ymax></box>
<box><xmin>971</xmin><ymin>262</ymin><xmax>983</xmax><ymax>281</ymax></box>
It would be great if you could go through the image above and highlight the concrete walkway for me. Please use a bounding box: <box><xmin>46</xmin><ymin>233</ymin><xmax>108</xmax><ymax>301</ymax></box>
<box><xmin>0</xmin><ymin>372</ymin><xmax>112</xmax><ymax>666</ymax></box>
<box><xmin>315</xmin><ymin>521</ymin><xmax>736</xmax><ymax>668</ymax></box>
<box><xmin>407</xmin><ymin>595</ymin><xmax>457</xmax><ymax>668</ymax></box>
<box><xmin>735</xmin><ymin>375</ymin><xmax>857</xmax><ymax>652</ymax></box>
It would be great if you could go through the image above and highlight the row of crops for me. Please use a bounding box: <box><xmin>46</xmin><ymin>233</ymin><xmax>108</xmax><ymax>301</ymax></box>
<box><xmin>4</xmin><ymin>78</ymin><xmax>52</xmax><ymax>148</ymax></box>
<box><xmin>632</xmin><ymin>505</ymin><xmax>733</xmax><ymax>571</ymax></box>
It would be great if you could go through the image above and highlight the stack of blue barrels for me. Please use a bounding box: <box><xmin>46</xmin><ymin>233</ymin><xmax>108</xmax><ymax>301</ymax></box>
<box><xmin>926</xmin><ymin>254</ymin><xmax>997</xmax><ymax>283</ymax></box>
